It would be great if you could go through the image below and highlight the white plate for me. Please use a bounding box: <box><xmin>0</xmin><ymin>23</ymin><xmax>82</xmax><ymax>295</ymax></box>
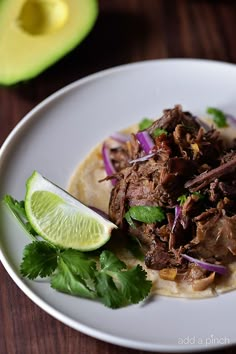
<box><xmin>1</xmin><ymin>59</ymin><xmax>236</xmax><ymax>352</ymax></box>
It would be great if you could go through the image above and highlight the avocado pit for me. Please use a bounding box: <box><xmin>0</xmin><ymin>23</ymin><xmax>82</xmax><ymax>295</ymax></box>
<box><xmin>17</xmin><ymin>0</ymin><xmax>69</xmax><ymax>35</ymax></box>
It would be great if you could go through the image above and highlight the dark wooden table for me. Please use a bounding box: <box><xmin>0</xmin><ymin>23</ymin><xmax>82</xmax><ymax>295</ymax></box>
<box><xmin>1</xmin><ymin>1</ymin><xmax>236</xmax><ymax>353</ymax></box>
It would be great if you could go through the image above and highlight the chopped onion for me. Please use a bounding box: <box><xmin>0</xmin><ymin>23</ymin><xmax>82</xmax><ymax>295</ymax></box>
<box><xmin>102</xmin><ymin>143</ymin><xmax>117</xmax><ymax>186</ymax></box>
<box><xmin>129</xmin><ymin>152</ymin><xmax>156</xmax><ymax>164</ymax></box>
<box><xmin>172</xmin><ymin>205</ymin><xmax>182</xmax><ymax>233</ymax></box>
<box><xmin>136</xmin><ymin>131</ymin><xmax>155</xmax><ymax>154</ymax></box>
<box><xmin>181</xmin><ymin>253</ymin><xmax>227</xmax><ymax>275</ymax></box>
<box><xmin>110</xmin><ymin>132</ymin><xmax>130</xmax><ymax>143</ymax></box>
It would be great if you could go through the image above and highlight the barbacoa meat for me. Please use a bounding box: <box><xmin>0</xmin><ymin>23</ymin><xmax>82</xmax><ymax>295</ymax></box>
<box><xmin>185</xmin><ymin>155</ymin><xmax>236</xmax><ymax>191</ymax></box>
<box><xmin>147</xmin><ymin>105</ymin><xmax>200</xmax><ymax>135</ymax></box>
<box><xmin>192</xmin><ymin>212</ymin><xmax>236</xmax><ymax>260</ymax></box>
<box><xmin>105</xmin><ymin>105</ymin><xmax>236</xmax><ymax>287</ymax></box>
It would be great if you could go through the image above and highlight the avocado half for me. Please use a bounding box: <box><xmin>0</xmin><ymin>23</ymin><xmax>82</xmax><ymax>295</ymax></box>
<box><xmin>0</xmin><ymin>0</ymin><xmax>98</xmax><ymax>85</ymax></box>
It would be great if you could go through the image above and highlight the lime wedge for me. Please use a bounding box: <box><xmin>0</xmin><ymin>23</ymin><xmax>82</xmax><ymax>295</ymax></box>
<box><xmin>25</xmin><ymin>171</ymin><xmax>117</xmax><ymax>251</ymax></box>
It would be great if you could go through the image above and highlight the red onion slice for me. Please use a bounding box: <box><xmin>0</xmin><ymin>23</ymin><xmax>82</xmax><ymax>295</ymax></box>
<box><xmin>110</xmin><ymin>132</ymin><xmax>130</xmax><ymax>143</ymax></box>
<box><xmin>226</xmin><ymin>114</ymin><xmax>236</xmax><ymax>127</ymax></box>
<box><xmin>136</xmin><ymin>131</ymin><xmax>155</xmax><ymax>154</ymax></box>
<box><xmin>102</xmin><ymin>143</ymin><xmax>117</xmax><ymax>186</ymax></box>
<box><xmin>181</xmin><ymin>253</ymin><xmax>227</xmax><ymax>275</ymax></box>
<box><xmin>172</xmin><ymin>205</ymin><xmax>182</xmax><ymax>233</ymax></box>
<box><xmin>129</xmin><ymin>152</ymin><xmax>156</xmax><ymax>164</ymax></box>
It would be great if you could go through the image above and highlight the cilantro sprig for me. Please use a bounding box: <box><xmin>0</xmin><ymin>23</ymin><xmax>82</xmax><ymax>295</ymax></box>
<box><xmin>4</xmin><ymin>195</ymin><xmax>152</xmax><ymax>309</ymax></box>
<box><xmin>20</xmin><ymin>242</ymin><xmax>151</xmax><ymax>308</ymax></box>
<box><xmin>96</xmin><ymin>251</ymin><xmax>151</xmax><ymax>308</ymax></box>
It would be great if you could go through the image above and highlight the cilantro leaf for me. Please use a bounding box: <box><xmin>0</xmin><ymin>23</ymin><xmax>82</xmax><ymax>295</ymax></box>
<box><xmin>125</xmin><ymin>206</ymin><xmax>165</xmax><ymax>224</ymax></box>
<box><xmin>61</xmin><ymin>249</ymin><xmax>97</xmax><ymax>291</ymax></box>
<box><xmin>116</xmin><ymin>265</ymin><xmax>152</xmax><ymax>304</ymax></box>
<box><xmin>99</xmin><ymin>250</ymin><xmax>126</xmax><ymax>272</ymax></box>
<box><xmin>207</xmin><ymin>107</ymin><xmax>228</xmax><ymax>128</ymax></box>
<box><xmin>177</xmin><ymin>194</ymin><xmax>188</xmax><ymax>206</ymax></box>
<box><xmin>3</xmin><ymin>195</ymin><xmax>37</xmax><ymax>240</ymax></box>
<box><xmin>96</xmin><ymin>272</ymin><xmax>125</xmax><ymax>308</ymax></box>
<box><xmin>51</xmin><ymin>257</ymin><xmax>97</xmax><ymax>299</ymax></box>
<box><xmin>152</xmin><ymin>128</ymin><xmax>167</xmax><ymax>137</ymax></box>
<box><xmin>20</xmin><ymin>241</ymin><xmax>58</xmax><ymax>279</ymax></box>
<box><xmin>96</xmin><ymin>251</ymin><xmax>151</xmax><ymax>308</ymax></box>
<box><xmin>139</xmin><ymin>118</ymin><xmax>153</xmax><ymax>131</ymax></box>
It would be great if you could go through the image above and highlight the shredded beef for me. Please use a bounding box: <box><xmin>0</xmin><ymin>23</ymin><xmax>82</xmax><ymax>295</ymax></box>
<box><xmin>145</xmin><ymin>238</ymin><xmax>182</xmax><ymax>270</ymax></box>
<box><xmin>192</xmin><ymin>213</ymin><xmax>236</xmax><ymax>260</ymax></box>
<box><xmin>129</xmin><ymin>223</ymin><xmax>156</xmax><ymax>246</ymax></box>
<box><xmin>147</xmin><ymin>105</ymin><xmax>200</xmax><ymax>135</ymax></box>
<box><xmin>105</xmin><ymin>105</ymin><xmax>236</xmax><ymax>283</ymax></box>
<box><xmin>218</xmin><ymin>181</ymin><xmax>236</xmax><ymax>198</ymax></box>
<box><xmin>109</xmin><ymin>179</ymin><xmax>128</xmax><ymax>227</ymax></box>
<box><xmin>110</xmin><ymin>147</ymin><xmax>130</xmax><ymax>171</ymax></box>
<box><xmin>185</xmin><ymin>155</ymin><xmax>236</xmax><ymax>191</ymax></box>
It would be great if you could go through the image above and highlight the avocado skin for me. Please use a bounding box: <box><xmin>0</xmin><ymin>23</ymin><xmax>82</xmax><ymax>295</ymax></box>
<box><xmin>0</xmin><ymin>0</ymin><xmax>98</xmax><ymax>86</ymax></box>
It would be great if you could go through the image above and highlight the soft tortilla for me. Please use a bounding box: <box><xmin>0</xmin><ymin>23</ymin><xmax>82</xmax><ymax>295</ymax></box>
<box><xmin>67</xmin><ymin>124</ymin><xmax>236</xmax><ymax>298</ymax></box>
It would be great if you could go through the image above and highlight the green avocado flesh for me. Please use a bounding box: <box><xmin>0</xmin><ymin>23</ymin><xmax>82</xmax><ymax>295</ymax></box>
<box><xmin>0</xmin><ymin>0</ymin><xmax>98</xmax><ymax>85</ymax></box>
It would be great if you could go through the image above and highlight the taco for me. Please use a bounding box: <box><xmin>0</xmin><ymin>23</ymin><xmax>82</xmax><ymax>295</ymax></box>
<box><xmin>68</xmin><ymin>105</ymin><xmax>236</xmax><ymax>298</ymax></box>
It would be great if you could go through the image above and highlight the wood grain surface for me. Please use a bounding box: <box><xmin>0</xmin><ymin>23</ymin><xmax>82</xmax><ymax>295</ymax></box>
<box><xmin>1</xmin><ymin>1</ymin><xmax>236</xmax><ymax>353</ymax></box>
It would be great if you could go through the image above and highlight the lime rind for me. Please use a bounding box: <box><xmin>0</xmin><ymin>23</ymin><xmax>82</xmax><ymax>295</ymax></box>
<box><xmin>25</xmin><ymin>171</ymin><xmax>117</xmax><ymax>251</ymax></box>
